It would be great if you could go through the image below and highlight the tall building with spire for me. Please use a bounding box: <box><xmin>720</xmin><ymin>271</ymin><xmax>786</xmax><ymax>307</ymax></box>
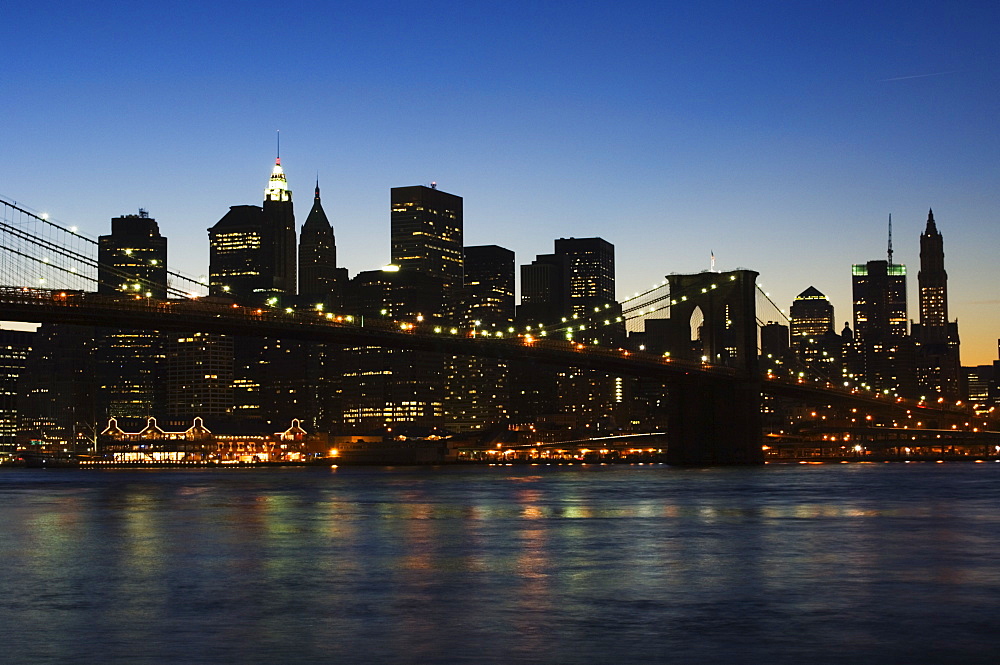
<box><xmin>912</xmin><ymin>209</ymin><xmax>960</xmax><ymax>397</ymax></box>
<box><xmin>209</xmin><ymin>157</ymin><xmax>297</xmax><ymax>306</ymax></box>
<box><xmin>848</xmin><ymin>216</ymin><xmax>916</xmax><ymax>396</ymax></box>
<box><xmin>298</xmin><ymin>180</ymin><xmax>346</xmax><ymax>307</ymax></box>
<box><xmin>263</xmin><ymin>156</ymin><xmax>297</xmax><ymax>300</ymax></box>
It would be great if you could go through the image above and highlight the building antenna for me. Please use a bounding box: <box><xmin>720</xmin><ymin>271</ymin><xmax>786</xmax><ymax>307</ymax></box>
<box><xmin>887</xmin><ymin>213</ymin><xmax>893</xmax><ymax>266</ymax></box>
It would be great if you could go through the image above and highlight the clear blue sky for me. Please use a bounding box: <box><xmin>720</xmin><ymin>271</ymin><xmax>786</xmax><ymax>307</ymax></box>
<box><xmin>5</xmin><ymin>0</ymin><xmax>999</xmax><ymax>363</ymax></box>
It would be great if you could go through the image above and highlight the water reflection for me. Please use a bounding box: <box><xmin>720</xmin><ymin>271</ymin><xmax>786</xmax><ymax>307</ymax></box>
<box><xmin>1</xmin><ymin>464</ymin><xmax>1000</xmax><ymax>663</ymax></box>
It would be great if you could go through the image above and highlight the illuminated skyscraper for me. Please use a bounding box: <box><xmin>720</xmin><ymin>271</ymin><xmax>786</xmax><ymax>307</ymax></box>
<box><xmin>790</xmin><ymin>287</ymin><xmax>834</xmax><ymax>342</ymax></box>
<box><xmin>554</xmin><ymin>237</ymin><xmax>616</xmax><ymax>318</ymax></box>
<box><xmin>209</xmin><ymin>157</ymin><xmax>297</xmax><ymax>306</ymax></box>
<box><xmin>390</xmin><ymin>184</ymin><xmax>463</xmax><ymax>318</ymax></box>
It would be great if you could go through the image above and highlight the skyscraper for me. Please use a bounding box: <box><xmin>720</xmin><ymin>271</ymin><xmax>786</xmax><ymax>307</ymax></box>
<box><xmin>98</xmin><ymin>209</ymin><xmax>168</xmax><ymax>298</ymax></box>
<box><xmin>852</xmin><ymin>260</ymin><xmax>907</xmax><ymax>340</ymax></box>
<box><xmin>0</xmin><ymin>329</ymin><xmax>33</xmax><ymax>450</ymax></box>
<box><xmin>917</xmin><ymin>209</ymin><xmax>949</xmax><ymax>333</ymax></box>
<box><xmin>790</xmin><ymin>287</ymin><xmax>834</xmax><ymax>342</ymax></box>
<box><xmin>298</xmin><ymin>180</ymin><xmax>342</xmax><ymax>305</ymax></box>
<box><xmin>849</xmin><ymin>222</ymin><xmax>916</xmax><ymax>396</ymax></box>
<box><xmin>96</xmin><ymin>210</ymin><xmax>168</xmax><ymax>427</ymax></box>
<box><xmin>554</xmin><ymin>237</ymin><xmax>616</xmax><ymax>318</ymax></box>
<box><xmin>390</xmin><ymin>184</ymin><xmax>463</xmax><ymax>319</ymax></box>
<box><xmin>209</xmin><ymin>157</ymin><xmax>297</xmax><ymax>306</ymax></box>
<box><xmin>518</xmin><ymin>237</ymin><xmax>622</xmax><ymax>345</ymax></box>
<box><xmin>262</xmin><ymin>156</ymin><xmax>297</xmax><ymax>300</ymax></box>
<box><xmin>912</xmin><ymin>209</ymin><xmax>961</xmax><ymax>397</ymax></box>
<box><xmin>463</xmin><ymin>245</ymin><xmax>515</xmax><ymax>325</ymax></box>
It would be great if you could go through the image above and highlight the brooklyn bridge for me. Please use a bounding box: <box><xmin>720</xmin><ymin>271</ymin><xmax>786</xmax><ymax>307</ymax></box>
<box><xmin>0</xmin><ymin>197</ymin><xmax>990</xmax><ymax>465</ymax></box>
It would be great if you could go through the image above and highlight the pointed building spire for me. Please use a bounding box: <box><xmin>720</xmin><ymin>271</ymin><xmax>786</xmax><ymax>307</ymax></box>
<box><xmin>887</xmin><ymin>213</ymin><xmax>893</xmax><ymax>266</ymax></box>
<box><xmin>265</xmin><ymin>153</ymin><xmax>290</xmax><ymax>202</ymax></box>
<box><xmin>925</xmin><ymin>208</ymin><xmax>938</xmax><ymax>235</ymax></box>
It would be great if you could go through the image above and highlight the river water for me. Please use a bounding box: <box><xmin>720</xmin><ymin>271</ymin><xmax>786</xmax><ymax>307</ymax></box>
<box><xmin>1</xmin><ymin>462</ymin><xmax>999</xmax><ymax>664</ymax></box>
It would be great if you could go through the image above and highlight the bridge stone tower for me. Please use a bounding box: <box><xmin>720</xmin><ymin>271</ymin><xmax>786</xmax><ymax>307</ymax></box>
<box><xmin>663</xmin><ymin>269</ymin><xmax>762</xmax><ymax>465</ymax></box>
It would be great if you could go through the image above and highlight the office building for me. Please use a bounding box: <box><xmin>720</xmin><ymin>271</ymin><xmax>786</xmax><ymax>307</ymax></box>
<box><xmin>390</xmin><ymin>184</ymin><xmax>463</xmax><ymax>319</ymax></box>
<box><xmin>209</xmin><ymin>157</ymin><xmax>297</xmax><ymax>306</ymax></box>
<box><xmin>96</xmin><ymin>210</ymin><xmax>168</xmax><ymax>427</ymax></box>
<box><xmin>97</xmin><ymin>209</ymin><xmax>168</xmax><ymax>298</ymax></box>
<box><xmin>790</xmin><ymin>287</ymin><xmax>835</xmax><ymax>342</ymax></box>
<box><xmin>463</xmin><ymin>245</ymin><xmax>515</xmax><ymax>326</ymax></box>
<box><xmin>0</xmin><ymin>329</ymin><xmax>34</xmax><ymax>450</ymax></box>
<box><xmin>911</xmin><ymin>209</ymin><xmax>961</xmax><ymax>398</ymax></box>
<box><xmin>298</xmin><ymin>180</ymin><xmax>346</xmax><ymax>307</ymax></box>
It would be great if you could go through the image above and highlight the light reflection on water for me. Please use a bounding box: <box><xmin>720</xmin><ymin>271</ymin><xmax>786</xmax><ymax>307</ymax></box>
<box><xmin>1</xmin><ymin>464</ymin><xmax>1000</xmax><ymax>664</ymax></box>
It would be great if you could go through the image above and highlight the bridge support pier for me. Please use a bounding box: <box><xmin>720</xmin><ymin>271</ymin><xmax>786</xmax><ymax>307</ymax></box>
<box><xmin>666</xmin><ymin>377</ymin><xmax>763</xmax><ymax>466</ymax></box>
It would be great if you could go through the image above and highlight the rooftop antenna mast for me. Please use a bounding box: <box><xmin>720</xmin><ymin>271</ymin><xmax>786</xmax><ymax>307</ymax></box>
<box><xmin>887</xmin><ymin>213</ymin><xmax>893</xmax><ymax>266</ymax></box>
<box><xmin>276</xmin><ymin>130</ymin><xmax>280</xmax><ymax>164</ymax></box>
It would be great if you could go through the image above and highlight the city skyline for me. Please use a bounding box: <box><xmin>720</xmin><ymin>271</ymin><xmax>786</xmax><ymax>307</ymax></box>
<box><xmin>5</xmin><ymin>1</ymin><xmax>999</xmax><ymax>363</ymax></box>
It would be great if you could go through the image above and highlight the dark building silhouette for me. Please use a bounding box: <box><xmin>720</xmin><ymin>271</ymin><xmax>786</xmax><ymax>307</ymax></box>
<box><xmin>0</xmin><ymin>329</ymin><xmax>34</xmax><ymax>450</ymax></box>
<box><xmin>518</xmin><ymin>237</ymin><xmax>623</xmax><ymax>345</ymax></box>
<box><xmin>17</xmin><ymin>323</ymin><xmax>96</xmax><ymax>450</ymax></box>
<box><xmin>390</xmin><ymin>184</ymin><xmax>463</xmax><ymax>319</ymax></box>
<box><xmin>96</xmin><ymin>210</ymin><xmax>169</xmax><ymax>427</ymax></box>
<box><xmin>911</xmin><ymin>209</ymin><xmax>961</xmax><ymax>398</ymax></box>
<box><xmin>760</xmin><ymin>322</ymin><xmax>790</xmax><ymax>362</ymax></box>
<box><xmin>209</xmin><ymin>158</ymin><xmax>297</xmax><ymax>306</ymax></box>
<box><xmin>163</xmin><ymin>331</ymin><xmax>234</xmax><ymax>430</ymax></box>
<box><xmin>519</xmin><ymin>253</ymin><xmax>569</xmax><ymax>325</ymax></box>
<box><xmin>849</xmin><ymin>242</ymin><xmax>916</xmax><ymax>396</ymax></box>
<box><xmin>298</xmin><ymin>180</ymin><xmax>347</xmax><ymax>307</ymax></box>
<box><xmin>98</xmin><ymin>209</ymin><xmax>168</xmax><ymax>298</ymax></box>
<box><xmin>463</xmin><ymin>245</ymin><xmax>515</xmax><ymax>326</ymax></box>
<box><xmin>555</xmin><ymin>237</ymin><xmax>616</xmax><ymax>318</ymax></box>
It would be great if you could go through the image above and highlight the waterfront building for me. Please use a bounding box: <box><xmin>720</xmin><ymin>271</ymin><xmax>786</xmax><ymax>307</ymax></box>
<box><xmin>17</xmin><ymin>323</ymin><xmax>96</xmax><ymax>449</ymax></box>
<box><xmin>98</xmin><ymin>416</ymin><xmax>315</xmax><ymax>463</ymax></box>
<box><xmin>390</xmin><ymin>184</ymin><xmax>463</xmax><ymax>319</ymax></box>
<box><xmin>0</xmin><ymin>329</ymin><xmax>34</xmax><ymax>450</ymax></box>
<box><xmin>209</xmin><ymin>157</ymin><xmax>297</xmax><ymax>306</ymax></box>
<box><xmin>163</xmin><ymin>331</ymin><xmax>234</xmax><ymax>430</ymax></box>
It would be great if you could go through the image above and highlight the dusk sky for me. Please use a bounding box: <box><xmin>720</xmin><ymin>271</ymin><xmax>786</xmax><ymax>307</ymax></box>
<box><xmin>6</xmin><ymin>1</ymin><xmax>999</xmax><ymax>363</ymax></box>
